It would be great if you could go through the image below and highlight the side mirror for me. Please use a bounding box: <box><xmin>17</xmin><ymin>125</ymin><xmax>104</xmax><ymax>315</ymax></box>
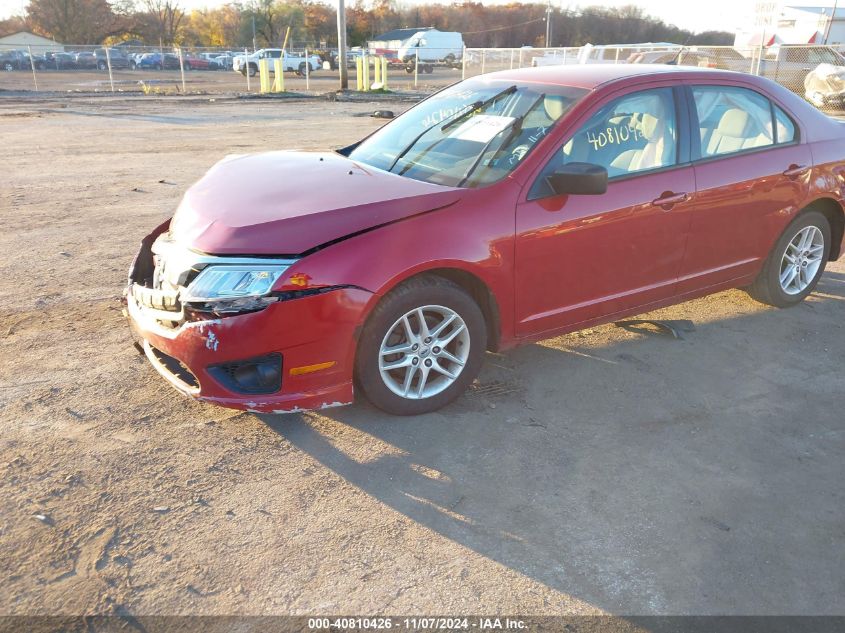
<box><xmin>546</xmin><ymin>162</ymin><xmax>608</xmax><ymax>196</ymax></box>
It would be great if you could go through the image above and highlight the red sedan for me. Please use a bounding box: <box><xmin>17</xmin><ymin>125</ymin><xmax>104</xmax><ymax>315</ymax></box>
<box><xmin>125</xmin><ymin>65</ymin><xmax>845</xmax><ymax>415</ymax></box>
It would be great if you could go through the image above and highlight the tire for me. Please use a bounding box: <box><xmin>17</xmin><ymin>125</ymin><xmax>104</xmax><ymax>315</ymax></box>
<box><xmin>3</xmin><ymin>62</ymin><xmax>13</xmax><ymax>72</ymax></box>
<box><xmin>184</xmin><ymin>62</ymin><xmax>191</xmax><ymax>71</ymax></box>
<box><xmin>97</xmin><ymin>61</ymin><xmax>107</xmax><ymax>70</ymax></box>
<box><xmin>423</xmin><ymin>64</ymin><xmax>433</xmax><ymax>74</ymax></box>
<box><xmin>445</xmin><ymin>53</ymin><xmax>455</xmax><ymax>64</ymax></box>
<box><xmin>297</xmin><ymin>62</ymin><xmax>307</xmax><ymax>76</ymax></box>
<box><xmin>154</xmin><ymin>63</ymin><xmax>162</xmax><ymax>71</ymax></box>
<box><xmin>248</xmin><ymin>63</ymin><xmax>256</xmax><ymax>77</ymax></box>
<box><xmin>355</xmin><ymin>275</ymin><xmax>487</xmax><ymax>416</ymax></box>
<box><xmin>747</xmin><ymin>209</ymin><xmax>831</xmax><ymax>308</ymax></box>
<box><xmin>129</xmin><ymin>61</ymin><xmax>136</xmax><ymax>70</ymax></box>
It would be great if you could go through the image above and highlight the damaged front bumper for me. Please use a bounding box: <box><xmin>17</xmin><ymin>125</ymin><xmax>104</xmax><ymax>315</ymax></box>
<box><xmin>124</xmin><ymin>226</ymin><xmax>373</xmax><ymax>413</ymax></box>
<box><xmin>126</xmin><ymin>286</ymin><xmax>371</xmax><ymax>413</ymax></box>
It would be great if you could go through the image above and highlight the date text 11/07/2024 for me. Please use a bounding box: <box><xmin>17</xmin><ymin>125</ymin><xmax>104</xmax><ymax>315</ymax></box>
<box><xmin>307</xmin><ymin>617</ymin><xmax>528</xmax><ymax>630</ymax></box>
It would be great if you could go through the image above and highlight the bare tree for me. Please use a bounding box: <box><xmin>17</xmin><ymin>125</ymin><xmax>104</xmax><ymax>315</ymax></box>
<box><xmin>142</xmin><ymin>0</ymin><xmax>184</xmax><ymax>45</ymax></box>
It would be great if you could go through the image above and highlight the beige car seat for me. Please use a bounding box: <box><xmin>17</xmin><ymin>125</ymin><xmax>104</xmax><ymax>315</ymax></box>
<box><xmin>610</xmin><ymin>112</ymin><xmax>667</xmax><ymax>172</ymax></box>
<box><xmin>704</xmin><ymin>109</ymin><xmax>770</xmax><ymax>156</ymax></box>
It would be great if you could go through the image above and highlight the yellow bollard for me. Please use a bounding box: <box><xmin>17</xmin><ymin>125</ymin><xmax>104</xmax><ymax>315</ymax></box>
<box><xmin>273</xmin><ymin>58</ymin><xmax>284</xmax><ymax>92</ymax></box>
<box><xmin>373</xmin><ymin>54</ymin><xmax>381</xmax><ymax>86</ymax></box>
<box><xmin>259</xmin><ymin>58</ymin><xmax>270</xmax><ymax>93</ymax></box>
<box><xmin>355</xmin><ymin>56</ymin><xmax>363</xmax><ymax>91</ymax></box>
<box><xmin>382</xmin><ymin>57</ymin><xmax>388</xmax><ymax>91</ymax></box>
<box><xmin>362</xmin><ymin>53</ymin><xmax>370</xmax><ymax>92</ymax></box>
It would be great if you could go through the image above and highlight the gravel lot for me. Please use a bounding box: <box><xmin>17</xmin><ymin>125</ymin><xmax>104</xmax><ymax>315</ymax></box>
<box><xmin>0</xmin><ymin>66</ymin><xmax>459</xmax><ymax>95</ymax></box>
<box><xmin>0</xmin><ymin>94</ymin><xmax>843</xmax><ymax>618</ymax></box>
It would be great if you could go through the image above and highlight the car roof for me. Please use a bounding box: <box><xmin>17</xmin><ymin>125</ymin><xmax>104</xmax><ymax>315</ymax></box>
<box><xmin>483</xmin><ymin>64</ymin><xmax>748</xmax><ymax>90</ymax></box>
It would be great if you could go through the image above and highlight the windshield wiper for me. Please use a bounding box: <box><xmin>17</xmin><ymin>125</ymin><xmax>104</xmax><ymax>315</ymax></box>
<box><xmin>456</xmin><ymin>92</ymin><xmax>546</xmax><ymax>188</ymax></box>
<box><xmin>387</xmin><ymin>84</ymin><xmax>517</xmax><ymax>173</ymax></box>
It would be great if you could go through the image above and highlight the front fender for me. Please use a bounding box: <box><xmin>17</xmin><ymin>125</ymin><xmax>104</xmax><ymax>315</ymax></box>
<box><xmin>273</xmin><ymin>179</ymin><xmax>521</xmax><ymax>347</ymax></box>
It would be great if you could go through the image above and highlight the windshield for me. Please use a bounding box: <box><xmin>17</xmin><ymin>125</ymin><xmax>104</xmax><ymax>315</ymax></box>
<box><xmin>347</xmin><ymin>80</ymin><xmax>587</xmax><ymax>188</ymax></box>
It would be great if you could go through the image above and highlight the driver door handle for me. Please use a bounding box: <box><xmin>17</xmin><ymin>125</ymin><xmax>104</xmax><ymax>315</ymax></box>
<box><xmin>651</xmin><ymin>191</ymin><xmax>688</xmax><ymax>209</ymax></box>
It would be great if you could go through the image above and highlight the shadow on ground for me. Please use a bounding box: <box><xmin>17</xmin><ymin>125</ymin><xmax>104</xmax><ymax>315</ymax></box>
<box><xmin>260</xmin><ymin>274</ymin><xmax>845</xmax><ymax>615</ymax></box>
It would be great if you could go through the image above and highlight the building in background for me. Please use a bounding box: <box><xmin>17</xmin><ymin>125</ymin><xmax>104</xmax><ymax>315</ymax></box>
<box><xmin>736</xmin><ymin>2</ymin><xmax>845</xmax><ymax>47</ymax></box>
<box><xmin>0</xmin><ymin>31</ymin><xmax>64</xmax><ymax>52</ymax></box>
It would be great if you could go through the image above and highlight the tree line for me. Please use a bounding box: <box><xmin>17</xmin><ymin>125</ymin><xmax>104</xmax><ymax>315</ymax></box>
<box><xmin>0</xmin><ymin>0</ymin><xmax>733</xmax><ymax>49</ymax></box>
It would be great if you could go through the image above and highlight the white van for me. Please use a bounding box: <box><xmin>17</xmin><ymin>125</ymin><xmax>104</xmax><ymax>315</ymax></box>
<box><xmin>397</xmin><ymin>30</ymin><xmax>464</xmax><ymax>64</ymax></box>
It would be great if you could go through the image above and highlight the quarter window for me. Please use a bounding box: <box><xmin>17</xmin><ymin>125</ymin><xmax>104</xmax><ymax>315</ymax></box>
<box><xmin>692</xmin><ymin>86</ymin><xmax>775</xmax><ymax>158</ymax></box>
<box><xmin>774</xmin><ymin>105</ymin><xmax>796</xmax><ymax>144</ymax></box>
<box><xmin>529</xmin><ymin>87</ymin><xmax>677</xmax><ymax>199</ymax></box>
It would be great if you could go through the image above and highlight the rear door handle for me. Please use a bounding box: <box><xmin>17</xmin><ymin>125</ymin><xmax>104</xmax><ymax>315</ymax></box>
<box><xmin>651</xmin><ymin>192</ymin><xmax>688</xmax><ymax>209</ymax></box>
<box><xmin>783</xmin><ymin>164</ymin><xmax>809</xmax><ymax>178</ymax></box>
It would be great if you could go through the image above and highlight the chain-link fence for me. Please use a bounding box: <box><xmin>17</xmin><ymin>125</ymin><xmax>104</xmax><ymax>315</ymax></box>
<box><xmin>3</xmin><ymin>41</ymin><xmax>845</xmax><ymax>113</ymax></box>
<box><xmin>462</xmin><ymin>44</ymin><xmax>845</xmax><ymax>114</ymax></box>
<box><xmin>0</xmin><ymin>42</ymin><xmax>465</xmax><ymax>95</ymax></box>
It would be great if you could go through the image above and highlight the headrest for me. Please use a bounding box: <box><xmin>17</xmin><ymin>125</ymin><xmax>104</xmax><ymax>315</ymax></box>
<box><xmin>640</xmin><ymin>113</ymin><xmax>662</xmax><ymax>141</ymax></box>
<box><xmin>716</xmin><ymin>109</ymin><xmax>750</xmax><ymax>138</ymax></box>
<box><xmin>543</xmin><ymin>95</ymin><xmax>566</xmax><ymax>121</ymax></box>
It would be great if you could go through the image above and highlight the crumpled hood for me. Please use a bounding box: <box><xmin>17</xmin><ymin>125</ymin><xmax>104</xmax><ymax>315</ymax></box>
<box><xmin>170</xmin><ymin>150</ymin><xmax>461</xmax><ymax>255</ymax></box>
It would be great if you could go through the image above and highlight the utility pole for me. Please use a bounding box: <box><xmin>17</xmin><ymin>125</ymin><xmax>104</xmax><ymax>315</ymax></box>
<box><xmin>545</xmin><ymin>0</ymin><xmax>553</xmax><ymax>47</ymax></box>
<box><xmin>823</xmin><ymin>0</ymin><xmax>839</xmax><ymax>44</ymax></box>
<box><xmin>337</xmin><ymin>0</ymin><xmax>348</xmax><ymax>90</ymax></box>
<box><xmin>252</xmin><ymin>15</ymin><xmax>257</xmax><ymax>51</ymax></box>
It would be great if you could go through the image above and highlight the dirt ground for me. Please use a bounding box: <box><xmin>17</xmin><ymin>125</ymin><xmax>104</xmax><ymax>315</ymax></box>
<box><xmin>0</xmin><ymin>94</ymin><xmax>843</xmax><ymax>619</ymax></box>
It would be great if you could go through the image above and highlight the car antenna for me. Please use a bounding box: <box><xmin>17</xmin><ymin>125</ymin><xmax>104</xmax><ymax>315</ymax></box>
<box><xmin>667</xmin><ymin>35</ymin><xmax>693</xmax><ymax>66</ymax></box>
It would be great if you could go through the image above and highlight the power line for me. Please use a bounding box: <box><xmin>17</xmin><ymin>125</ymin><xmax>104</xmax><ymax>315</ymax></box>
<box><xmin>463</xmin><ymin>16</ymin><xmax>545</xmax><ymax>35</ymax></box>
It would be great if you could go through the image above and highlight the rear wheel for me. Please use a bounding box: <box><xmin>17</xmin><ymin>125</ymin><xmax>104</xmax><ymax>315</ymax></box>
<box><xmin>3</xmin><ymin>62</ymin><xmax>13</xmax><ymax>72</ymax></box>
<box><xmin>355</xmin><ymin>276</ymin><xmax>487</xmax><ymax>415</ymax></box>
<box><xmin>747</xmin><ymin>210</ymin><xmax>831</xmax><ymax>307</ymax></box>
<box><xmin>97</xmin><ymin>60</ymin><xmax>107</xmax><ymax>70</ymax></box>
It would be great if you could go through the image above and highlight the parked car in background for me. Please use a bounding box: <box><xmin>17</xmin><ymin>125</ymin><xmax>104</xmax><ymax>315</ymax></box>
<box><xmin>1</xmin><ymin>49</ymin><xmax>35</xmax><ymax>71</ymax></box>
<box><xmin>804</xmin><ymin>63</ymin><xmax>845</xmax><ymax>111</ymax></box>
<box><xmin>212</xmin><ymin>53</ymin><xmax>234</xmax><ymax>70</ymax></box>
<box><xmin>43</xmin><ymin>51</ymin><xmax>78</xmax><ymax>70</ymax></box>
<box><xmin>396</xmin><ymin>29</ymin><xmax>463</xmax><ymax>65</ymax></box>
<box><xmin>73</xmin><ymin>51</ymin><xmax>98</xmax><ymax>69</ymax></box>
<box><xmin>759</xmin><ymin>45</ymin><xmax>845</xmax><ymax>88</ymax></box>
<box><xmin>233</xmin><ymin>48</ymin><xmax>321</xmax><ymax>76</ymax></box>
<box><xmin>87</xmin><ymin>48</ymin><xmax>130</xmax><ymax>70</ymax></box>
<box><xmin>125</xmin><ymin>64</ymin><xmax>845</xmax><ymax>416</ymax></box>
<box><xmin>182</xmin><ymin>54</ymin><xmax>216</xmax><ymax>70</ymax></box>
<box><xmin>131</xmin><ymin>53</ymin><xmax>181</xmax><ymax>70</ymax></box>
<box><xmin>628</xmin><ymin>48</ymin><xmax>750</xmax><ymax>72</ymax></box>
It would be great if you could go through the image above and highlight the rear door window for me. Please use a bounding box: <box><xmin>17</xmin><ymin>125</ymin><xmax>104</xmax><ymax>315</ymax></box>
<box><xmin>692</xmin><ymin>86</ymin><xmax>775</xmax><ymax>158</ymax></box>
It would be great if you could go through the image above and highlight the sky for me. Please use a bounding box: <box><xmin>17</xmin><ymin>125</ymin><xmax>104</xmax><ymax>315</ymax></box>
<box><xmin>0</xmin><ymin>0</ymin><xmax>832</xmax><ymax>35</ymax></box>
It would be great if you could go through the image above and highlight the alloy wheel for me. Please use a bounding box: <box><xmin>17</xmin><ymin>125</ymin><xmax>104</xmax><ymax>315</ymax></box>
<box><xmin>779</xmin><ymin>225</ymin><xmax>824</xmax><ymax>295</ymax></box>
<box><xmin>378</xmin><ymin>305</ymin><xmax>470</xmax><ymax>400</ymax></box>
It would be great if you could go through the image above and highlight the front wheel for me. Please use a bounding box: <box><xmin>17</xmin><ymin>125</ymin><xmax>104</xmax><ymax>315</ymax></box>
<box><xmin>3</xmin><ymin>62</ymin><xmax>13</xmax><ymax>72</ymax></box>
<box><xmin>355</xmin><ymin>276</ymin><xmax>487</xmax><ymax>415</ymax></box>
<box><xmin>747</xmin><ymin>210</ymin><xmax>831</xmax><ymax>307</ymax></box>
<box><xmin>97</xmin><ymin>61</ymin><xmax>107</xmax><ymax>70</ymax></box>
